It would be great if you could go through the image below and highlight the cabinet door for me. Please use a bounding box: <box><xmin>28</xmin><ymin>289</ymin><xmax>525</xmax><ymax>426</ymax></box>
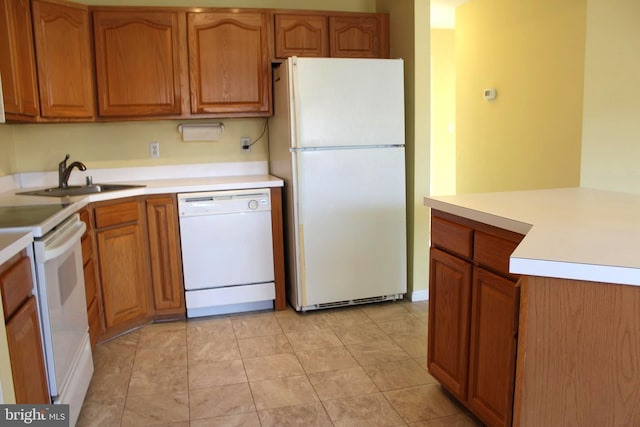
<box><xmin>468</xmin><ymin>267</ymin><xmax>519</xmax><ymax>427</ymax></box>
<box><xmin>145</xmin><ymin>195</ymin><xmax>184</xmax><ymax>316</ymax></box>
<box><xmin>187</xmin><ymin>11</ymin><xmax>270</xmax><ymax>115</ymax></box>
<box><xmin>329</xmin><ymin>15</ymin><xmax>385</xmax><ymax>58</ymax></box>
<box><xmin>6</xmin><ymin>296</ymin><xmax>50</xmax><ymax>404</ymax></box>
<box><xmin>0</xmin><ymin>0</ymin><xmax>39</xmax><ymax>119</ymax></box>
<box><xmin>428</xmin><ymin>247</ymin><xmax>473</xmax><ymax>400</ymax></box>
<box><xmin>31</xmin><ymin>0</ymin><xmax>95</xmax><ymax>119</ymax></box>
<box><xmin>274</xmin><ymin>14</ymin><xmax>328</xmax><ymax>58</ymax></box>
<box><xmin>93</xmin><ymin>10</ymin><xmax>184</xmax><ymax>117</ymax></box>
<box><xmin>97</xmin><ymin>223</ymin><xmax>150</xmax><ymax>328</ymax></box>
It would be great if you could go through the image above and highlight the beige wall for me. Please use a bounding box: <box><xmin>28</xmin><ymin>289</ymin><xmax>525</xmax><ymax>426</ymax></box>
<box><xmin>455</xmin><ymin>0</ymin><xmax>586</xmax><ymax>194</ymax></box>
<box><xmin>430</xmin><ymin>28</ymin><xmax>455</xmax><ymax>196</ymax></box>
<box><xmin>580</xmin><ymin>0</ymin><xmax>640</xmax><ymax>194</ymax></box>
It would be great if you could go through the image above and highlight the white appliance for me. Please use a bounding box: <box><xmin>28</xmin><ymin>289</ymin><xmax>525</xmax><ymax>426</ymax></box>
<box><xmin>268</xmin><ymin>57</ymin><xmax>407</xmax><ymax>311</ymax></box>
<box><xmin>0</xmin><ymin>72</ymin><xmax>5</xmax><ymax>123</ymax></box>
<box><xmin>0</xmin><ymin>205</ymin><xmax>92</xmax><ymax>427</ymax></box>
<box><xmin>178</xmin><ymin>189</ymin><xmax>275</xmax><ymax>317</ymax></box>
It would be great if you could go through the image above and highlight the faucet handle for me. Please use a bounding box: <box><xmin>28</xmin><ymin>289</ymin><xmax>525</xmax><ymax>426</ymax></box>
<box><xmin>59</xmin><ymin>153</ymin><xmax>70</xmax><ymax>168</ymax></box>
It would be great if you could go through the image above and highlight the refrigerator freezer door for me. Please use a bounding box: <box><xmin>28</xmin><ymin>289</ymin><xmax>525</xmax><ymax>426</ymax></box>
<box><xmin>294</xmin><ymin>146</ymin><xmax>407</xmax><ymax>308</ymax></box>
<box><xmin>291</xmin><ymin>57</ymin><xmax>405</xmax><ymax>149</ymax></box>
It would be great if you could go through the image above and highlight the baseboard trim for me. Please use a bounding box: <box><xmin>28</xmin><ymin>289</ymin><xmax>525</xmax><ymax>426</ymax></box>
<box><xmin>410</xmin><ymin>289</ymin><xmax>429</xmax><ymax>301</ymax></box>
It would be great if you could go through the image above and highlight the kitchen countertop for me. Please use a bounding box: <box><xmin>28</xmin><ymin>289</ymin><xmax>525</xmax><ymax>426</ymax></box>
<box><xmin>424</xmin><ymin>187</ymin><xmax>640</xmax><ymax>287</ymax></box>
<box><xmin>0</xmin><ymin>233</ymin><xmax>33</xmax><ymax>266</ymax></box>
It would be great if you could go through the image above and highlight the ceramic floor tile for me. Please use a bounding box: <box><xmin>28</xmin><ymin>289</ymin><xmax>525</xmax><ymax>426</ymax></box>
<box><xmin>189</xmin><ymin>382</ymin><xmax>256</xmax><ymax>420</ymax></box>
<box><xmin>322</xmin><ymin>307</ymin><xmax>372</xmax><ymax>328</ymax></box>
<box><xmin>308</xmin><ymin>366</ymin><xmax>379</xmax><ymax>401</ymax></box>
<box><xmin>258</xmin><ymin>402</ymin><xmax>333</xmax><ymax>427</ymax></box>
<box><xmin>361</xmin><ymin>302</ymin><xmax>411</xmax><ymax>321</ymax></box>
<box><xmin>137</xmin><ymin>327</ymin><xmax>186</xmax><ymax>350</ymax></box>
<box><xmin>187</xmin><ymin>337</ymin><xmax>241</xmax><ymax>365</ymax></box>
<box><xmin>128</xmin><ymin>365</ymin><xmax>188</xmax><ymax>396</ymax></box>
<box><xmin>346</xmin><ymin>339</ymin><xmax>411</xmax><ymax>366</ymax></box>
<box><xmin>362</xmin><ymin>358</ymin><xmax>437</xmax><ymax>391</ymax></box>
<box><xmin>276</xmin><ymin>312</ymin><xmax>331</xmax><ymax>333</ymax></box>
<box><xmin>286</xmin><ymin>328</ymin><xmax>343</xmax><ymax>352</ymax></box>
<box><xmin>133</xmin><ymin>345</ymin><xmax>187</xmax><ymax>371</ymax></box>
<box><xmin>408</xmin><ymin>412</ymin><xmax>481</xmax><ymax>426</ymax></box>
<box><xmin>296</xmin><ymin>345</ymin><xmax>359</xmax><ymax>373</ymax></box>
<box><xmin>231</xmin><ymin>313</ymin><xmax>283</xmax><ymax>338</ymax></box>
<box><xmin>243</xmin><ymin>353</ymin><xmax>304</xmax><ymax>381</ymax></box>
<box><xmin>392</xmin><ymin>333</ymin><xmax>429</xmax><ymax>359</ymax></box>
<box><xmin>237</xmin><ymin>334</ymin><xmax>293</xmax><ymax>358</ymax></box>
<box><xmin>331</xmin><ymin>322</ymin><xmax>391</xmax><ymax>345</ymax></box>
<box><xmin>76</xmin><ymin>399</ymin><xmax>124</xmax><ymax>427</ymax></box>
<box><xmin>187</xmin><ymin>316</ymin><xmax>236</xmax><ymax>342</ymax></box>
<box><xmin>384</xmin><ymin>384</ymin><xmax>463</xmax><ymax>424</ymax></box>
<box><xmin>374</xmin><ymin>314</ymin><xmax>427</xmax><ymax>335</ymax></box>
<box><xmin>92</xmin><ymin>342</ymin><xmax>136</xmax><ymax>376</ymax></box>
<box><xmin>188</xmin><ymin>359</ymin><xmax>247</xmax><ymax>389</ymax></box>
<box><xmin>84</xmin><ymin>372</ymin><xmax>130</xmax><ymax>404</ymax></box>
<box><xmin>323</xmin><ymin>392</ymin><xmax>405</xmax><ymax>426</ymax></box>
<box><xmin>250</xmin><ymin>375</ymin><xmax>319</xmax><ymax>410</ymax></box>
<box><xmin>190</xmin><ymin>412</ymin><xmax>261</xmax><ymax>427</ymax></box>
<box><xmin>121</xmin><ymin>391</ymin><xmax>189</xmax><ymax>427</ymax></box>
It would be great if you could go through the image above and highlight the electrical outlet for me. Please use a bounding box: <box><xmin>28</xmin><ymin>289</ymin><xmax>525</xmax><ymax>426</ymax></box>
<box><xmin>241</xmin><ymin>137</ymin><xmax>251</xmax><ymax>151</ymax></box>
<box><xmin>149</xmin><ymin>141</ymin><xmax>160</xmax><ymax>158</ymax></box>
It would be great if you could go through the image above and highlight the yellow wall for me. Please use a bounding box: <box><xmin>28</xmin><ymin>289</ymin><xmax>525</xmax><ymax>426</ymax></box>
<box><xmin>455</xmin><ymin>0</ymin><xmax>586</xmax><ymax>194</ymax></box>
<box><xmin>377</xmin><ymin>0</ymin><xmax>430</xmax><ymax>298</ymax></box>
<box><xmin>0</xmin><ymin>126</ymin><xmax>15</xmax><ymax>175</ymax></box>
<box><xmin>580</xmin><ymin>0</ymin><xmax>640</xmax><ymax>194</ymax></box>
<box><xmin>430</xmin><ymin>28</ymin><xmax>455</xmax><ymax>196</ymax></box>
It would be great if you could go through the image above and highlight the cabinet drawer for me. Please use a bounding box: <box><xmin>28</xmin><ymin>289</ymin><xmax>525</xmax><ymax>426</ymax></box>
<box><xmin>431</xmin><ymin>216</ymin><xmax>473</xmax><ymax>259</ymax></box>
<box><xmin>0</xmin><ymin>256</ymin><xmax>34</xmax><ymax>321</ymax></box>
<box><xmin>474</xmin><ymin>231</ymin><xmax>521</xmax><ymax>276</ymax></box>
<box><xmin>94</xmin><ymin>201</ymin><xmax>139</xmax><ymax>229</ymax></box>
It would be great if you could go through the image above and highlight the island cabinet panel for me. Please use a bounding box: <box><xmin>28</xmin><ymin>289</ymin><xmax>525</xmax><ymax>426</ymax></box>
<box><xmin>274</xmin><ymin>13</ymin><xmax>328</xmax><ymax>58</ymax></box>
<box><xmin>428</xmin><ymin>247</ymin><xmax>472</xmax><ymax>400</ymax></box>
<box><xmin>93</xmin><ymin>9</ymin><xmax>186</xmax><ymax>117</ymax></box>
<box><xmin>0</xmin><ymin>0</ymin><xmax>39</xmax><ymax>120</ymax></box>
<box><xmin>94</xmin><ymin>199</ymin><xmax>151</xmax><ymax>335</ymax></box>
<box><xmin>428</xmin><ymin>210</ymin><xmax>524</xmax><ymax>427</ymax></box>
<box><xmin>514</xmin><ymin>276</ymin><xmax>640</xmax><ymax>427</ymax></box>
<box><xmin>145</xmin><ymin>195</ymin><xmax>185</xmax><ymax>318</ymax></box>
<box><xmin>187</xmin><ymin>11</ymin><xmax>270</xmax><ymax>116</ymax></box>
<box><xmin>0</xmin><ymin>253</ymin><xmax>49</xmax><ymax>404</ymax></box>
<box><xmin>32</xmin><ymin>0</ymin><xmax>95</xmax><ymax>119</ymax></box>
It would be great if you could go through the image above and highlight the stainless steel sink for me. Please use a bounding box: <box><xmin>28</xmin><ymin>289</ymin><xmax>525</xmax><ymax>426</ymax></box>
<box><xmin>17</xmin><ymin>183</ymin><xmax>146</xmax><ymax>197</ymax></box>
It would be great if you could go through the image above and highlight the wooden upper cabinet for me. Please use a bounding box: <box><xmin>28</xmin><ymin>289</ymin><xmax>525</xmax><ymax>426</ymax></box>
<box><xmin>93</xmin><ymin>9</ymin><xmax>185</xmax><ymax>117</ymax></box>
<box><xmin>187</xmin><ymin>11</ymin><xmax>270</xmax><ymax>115</ymax></box>
<box><xmin>329</xmin><ymin>15</ymin><xmax>388</xmax><ymax>58</ymax></box>
<box><xmin>0</xmin><ymin>0</ymin><xmax>39</xmax><ymax>120</ymax></box>
<box><xmin>32</xmin><ymin>0</ymin><xmax>95</xmax><ymax>119</ymax></box>
<box><xmin>274</xmin><ymin>14</ymin><xmax>328</xmax><ymax>58</ymax></box>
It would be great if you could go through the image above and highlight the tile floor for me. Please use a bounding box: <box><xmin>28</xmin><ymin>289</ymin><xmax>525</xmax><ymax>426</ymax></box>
<box><xmin>77</xmin><ymin>300</ymin><xmax>479</xmax><ymax>426</ymax></box>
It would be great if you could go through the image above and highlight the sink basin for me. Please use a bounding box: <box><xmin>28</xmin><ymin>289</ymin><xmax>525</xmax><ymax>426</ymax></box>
<box><xmin>17</xmin><ymin>183</ymin><xmax>146</xmax><ymax>197</ymax></box>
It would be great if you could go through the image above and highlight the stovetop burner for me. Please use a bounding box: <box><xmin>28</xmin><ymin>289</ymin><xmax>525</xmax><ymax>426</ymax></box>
<box><xmin>0</xmin><ymin>203</ymin><xmax>76</xmax><ymax>237</ymax></box>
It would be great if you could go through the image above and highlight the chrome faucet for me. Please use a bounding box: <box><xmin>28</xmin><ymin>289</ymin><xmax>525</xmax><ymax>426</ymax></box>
<box><xmin>58</xmin><ymin>154</ymin><xmax>87</xmax><ymax>188</ymax></box>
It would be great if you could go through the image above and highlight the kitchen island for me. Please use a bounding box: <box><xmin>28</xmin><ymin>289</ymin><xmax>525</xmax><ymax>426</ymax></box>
<box><xmin>424</xmin><ymin>187</ymin><xmax>640</xmax><ymax>427</ymax></box>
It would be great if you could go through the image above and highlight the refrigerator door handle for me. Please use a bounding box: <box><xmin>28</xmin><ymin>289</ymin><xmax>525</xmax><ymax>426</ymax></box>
<box><xmin>290</xmin><ymin>57</ymin><xmax>303</xmax><ymax>151</ymax></box>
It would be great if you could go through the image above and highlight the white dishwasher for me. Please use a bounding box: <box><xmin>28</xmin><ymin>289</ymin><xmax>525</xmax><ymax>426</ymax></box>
<box><xmin>177</xmin><ymin>188</ymin><xmax>275</xmax><ymax>317</ymax></box>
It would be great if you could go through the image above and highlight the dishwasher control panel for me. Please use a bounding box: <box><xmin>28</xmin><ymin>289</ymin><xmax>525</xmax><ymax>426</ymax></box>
<box><xmin>178</xmin><ymin>188</ymin><xmax>271</xmax><ymax>217</ymax></box>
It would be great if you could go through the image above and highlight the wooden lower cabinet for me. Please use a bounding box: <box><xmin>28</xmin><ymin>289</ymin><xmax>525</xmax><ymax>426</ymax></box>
<box><xmin>428</xmin><ymin>210</ymin><xmax>523</xmax><ymax>427</ymax></box>
<box><xmin>79</xmin><ymin>206</ymin><xmax>104</xmax><ymax>347</ymax></box>
<box><xmin>94</xmin><ymin>199</ymin><xmax>151</xmax><ymax>334</ymax></box>
<box><xmin>145</xmin><ymin>195</ymin><xmax>185</xmax><ymax>318</ymax></box>
<box><xmin>0</xmin><ymin>253</ymin><xmax>49</xmax><ymax>404</ymax></box>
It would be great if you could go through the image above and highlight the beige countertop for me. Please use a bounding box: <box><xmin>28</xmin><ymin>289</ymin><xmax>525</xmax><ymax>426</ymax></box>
<box><xmin>424</xmin><ymin>187</ymin><xmax>640</xmax><ymax>286</ymax></box>
<box><xmin>0</xmin><ymin>233</ymin><xmax>33</xmax><ymax>266</ymax></box>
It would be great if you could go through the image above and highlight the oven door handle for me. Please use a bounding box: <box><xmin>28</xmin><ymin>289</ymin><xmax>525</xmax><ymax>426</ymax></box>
<box><xmin>43</xmin><ymin>221</ymin><xmax>86</xmax><ymax>262</ymax></box>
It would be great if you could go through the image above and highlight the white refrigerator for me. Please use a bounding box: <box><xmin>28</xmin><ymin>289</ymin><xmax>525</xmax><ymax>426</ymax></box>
<box><xmin>269</xmin><ymin>57</ymin><xmax>407</xmax><ymax>311</ymax></box>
